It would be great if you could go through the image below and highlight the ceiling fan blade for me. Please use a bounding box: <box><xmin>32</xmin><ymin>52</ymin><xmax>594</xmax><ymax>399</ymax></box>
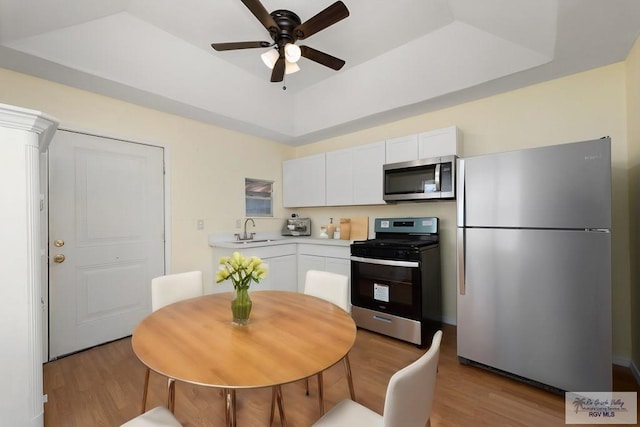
<box><xmin>294</xmin><ymin>1</ymin><xmax>349</xmax><ymax>40</ymax></box>
<box><xmin>211</xmin><ymin>41</ymin><xmax>272</xmax><ymax>51</ymax></box>
<box><xmin>271</xmin><ymin>56</ymin><xmax>286</xmax><ymax>82</ymax></box>
<box><xmin>240</xmin><ymin>0</ymin><xmax>279</xmax><ymax>34</ymax></box>
<box><xmin>300</xmin><ymin>45</ymin><xmax>345</xmax><ymax>70</ymax></box>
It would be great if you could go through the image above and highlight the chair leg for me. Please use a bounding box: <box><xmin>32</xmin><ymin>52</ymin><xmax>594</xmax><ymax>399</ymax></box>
<box><xmin>269</xmin><ymin>385</ymin><xmax>287</xmax><ymax>426</ymax></box>
<box><xmin>269</xmin><ymin>387</ymin><xmax>276</xmax><ymax>426</ymax></box>
<box><xmin>224</xmin><ymin>389</ymin><xmax>237</xmax><ymax>427</ymax></box>
<box><xmin>275</xmin><ymin>385</ymin><xmax>287</xmax><ymax>427</ymax></box>
<box><xmin>231</xmin><ymin>390</ymin><xmax>237</xmax><ymax>427</ymax></box>
<box><xmin>167</xmin><ymin>378</ymin><xmax>176</xmax><ymax>413</ymax></box>
<box><xmin>225</xmin><ymin>389</ymin><xmax>231</xmax><ymax>427</ymax></box>
<box><xmin>141</xmin><ymin>367</ymin><xmax>150</xmax><ymax>414</ymax></box>
<box><xmin>343</xmin><ymin>354</ymin><xmax>356</xmax><ymax>401</ymax></box>
<box><xmin>317</xmin><ymin>372</ymin><xmax>324</xmax><ymax>415</ymax></box>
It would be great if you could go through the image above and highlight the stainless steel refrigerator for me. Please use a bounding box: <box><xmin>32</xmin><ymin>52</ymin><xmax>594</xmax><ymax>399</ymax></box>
<box><xmin>456</xmin><ymin>137</ymin><xmax>612</xmax><ymax>392</ymax></box>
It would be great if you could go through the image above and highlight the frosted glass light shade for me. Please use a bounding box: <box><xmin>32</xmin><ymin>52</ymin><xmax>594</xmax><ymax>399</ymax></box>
<box><xmin>285</xmin><ymin>61</ymin><xmax>300</xmax><ymax>74</ymax></box>
<box><xmin>261</xmin><ymin>48</ymin><xmax>300</xmax><ymax>75</ymax></box>
<box><xmin>284</xmin><ymin>43</ymin><xmax>301</xmax><ymax>63</ymax></box>
<box><xmin>261</xmin><ymin>49</ymin><xmax>279</xmax><ymax>69</ymax></box>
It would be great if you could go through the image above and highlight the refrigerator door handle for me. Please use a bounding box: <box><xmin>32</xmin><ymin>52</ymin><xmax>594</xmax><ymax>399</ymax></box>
<box><xmin>434</xmin><ymin>163</ymin><xmax>441</xmax><ymax>191</ymax></box>
<box><xmin>457</xmin><ymin>227</ymin><xmax>466</xmax><ymax>295</ymax></box>
<box><xmin>456</xmin><ymin>158</ymin><xmax>465</xmax><ymax>226</ymax></box>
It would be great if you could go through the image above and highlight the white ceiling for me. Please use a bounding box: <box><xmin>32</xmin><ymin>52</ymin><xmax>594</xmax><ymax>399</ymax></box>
<box><xmin>1</xmin><ymin>0</ymin><xmax>639</xmax><ymax>145</ymax></box>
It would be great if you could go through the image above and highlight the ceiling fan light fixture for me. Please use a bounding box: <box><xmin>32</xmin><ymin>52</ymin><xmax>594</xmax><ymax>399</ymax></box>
<box><xmin>285</xmin><ymin>61</ymin><xmax>300</xmax><ymax>74</ymax></box>
<box><xmin>284</xmin><ymin>43</ymin><xmax>301</xmax><ymax>63</ymax></box>
<box><xmin>211</xmin><ymin>0</ymin><xmax>350</xmax><ymax>84</ymax></box>
<box><xmin>261</xmin><ymin>48</ymin><xmax>279</xmax><ymax>69</ymax></box>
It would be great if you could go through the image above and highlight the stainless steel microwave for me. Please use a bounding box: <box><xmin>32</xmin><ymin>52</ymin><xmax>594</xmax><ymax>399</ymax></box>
<box><xmin>383</xmin><ymin>155</ymin><xmax>457</xmax><ymax>202</ymax></box>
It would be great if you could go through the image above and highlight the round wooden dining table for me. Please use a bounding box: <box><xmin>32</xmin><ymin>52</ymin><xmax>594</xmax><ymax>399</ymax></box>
<box><xmin>131</xmin><ymin>290</ymin><xmax>357</xmax><ymax>426</ymax></box>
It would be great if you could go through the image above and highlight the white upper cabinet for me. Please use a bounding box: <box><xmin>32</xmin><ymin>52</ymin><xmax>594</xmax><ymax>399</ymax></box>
<box><xmin>283</xmin><ymin>153</ymin><xmax>326</xmax><ymax>207</ymax></box>
<box><xmin>418</xmin><ymin>125</ymin><xmax>461</xmax><ymax>158</ymax></box>
<box><xmin>326</xmin><ymin>147</ymin><xmax>353</xmax><ymax>206</ymax></box>
<box><xmin>352</xmin><ymin>141</ymin><xmax>386</xmax><ymax>205</ymax></box>
<box><xmin>385</xmin><ymin>134</ymin><xmax>419</xmax><ymax>164</ymax></box>
<box><xmin>326</xmin><ymin>141</ymin><xmax>386</xmax><ymax>206</ymax></box>
<box><xmin>385</xmin><ymin>126</ymin><xmax>461</xmax><ymax>165</ymax></box>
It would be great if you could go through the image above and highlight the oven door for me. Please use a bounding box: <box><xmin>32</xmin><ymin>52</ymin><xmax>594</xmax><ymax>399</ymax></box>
<box><xmin>350</xmin><ymin>256</ymin><xmax>422</xmax><ymax>319</ymax></box>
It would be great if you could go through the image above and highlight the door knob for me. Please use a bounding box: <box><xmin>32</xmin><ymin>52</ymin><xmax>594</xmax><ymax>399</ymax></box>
<box><xmin>53</xmin><ymin>254</ymin><xmax>66</xmax><ymax>263</ymax></box>
<box><xmin>54</xmin><ymin>239</ymin><xmax>65</xmax><ymax>247</ymax></box>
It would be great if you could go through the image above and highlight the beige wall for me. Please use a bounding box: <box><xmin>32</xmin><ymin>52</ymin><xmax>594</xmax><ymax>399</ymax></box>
<box><xmin>0</xmin><ymin>67</ymin><xmax>296</xmax><ymax>293</ymax></box>
<box><xmin>626</xmin><ymin>36</ymin><xmax>640</xmax><ymax>376</ymax></box>
<box><xmin>295</xmin><ymin>63</ymin><xmax>632</xmax><ymax>362</ymax></box>
<box><xmin>0</xmin><ymin>52</ymin><xmax>635</xmax><ymax>363</ymax></box>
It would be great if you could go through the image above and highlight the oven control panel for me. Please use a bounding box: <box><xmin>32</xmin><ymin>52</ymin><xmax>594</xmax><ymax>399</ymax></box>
<box><xmin>375</xmin><ymin>217</ymin><xmax>438</xmax><ymax>234</ymax></box>
<box><xmin>350</xmin><ymin>245</ymin><xmax>421</xmax><ymax>261</ymax></box>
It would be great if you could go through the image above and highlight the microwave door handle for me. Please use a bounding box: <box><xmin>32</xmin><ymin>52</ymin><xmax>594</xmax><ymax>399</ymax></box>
<box><xmin>434</xmin><ymin>163</ymin><xmax>441</xmax><ymax>191</ymax></box>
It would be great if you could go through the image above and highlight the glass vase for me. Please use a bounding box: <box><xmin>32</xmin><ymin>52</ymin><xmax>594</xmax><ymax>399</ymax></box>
<box><xmin>231</xmin><ymin>287</ymin><xmax>252</xmax><ymax>326</ymax></box>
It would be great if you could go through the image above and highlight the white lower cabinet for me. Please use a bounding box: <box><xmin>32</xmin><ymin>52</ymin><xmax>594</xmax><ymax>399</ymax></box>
<box><xmin>297</xmin><ymin>244</ymin><xmax>351</xmax><ymax>294</ymax></box>
<box><xmin>325</xmin><ymin>257</ymin><xmax>350</xmax><ymax>277</ymax></box>
<box><xmin>211</xmin><ymin>242</ymin><xmax>351</xmax><ymax>298</ymax></box>
<box><xmin>264</xmin><ymin>254</ymin><xmax>297</xmax><ymax>292</ymax></box>
<box><xmin>212</xmin><ymin>244</ymin><xmax>297</xmax><ymax>293</ymax></box>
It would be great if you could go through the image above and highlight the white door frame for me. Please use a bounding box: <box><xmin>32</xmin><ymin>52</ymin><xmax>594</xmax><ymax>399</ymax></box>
<box><xmin>41</xmin><ymin>125</ymin><xmax>172</xmax><ymax>360</ymax></box>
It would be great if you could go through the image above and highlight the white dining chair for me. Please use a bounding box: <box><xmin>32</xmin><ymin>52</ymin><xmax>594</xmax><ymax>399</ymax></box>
<box><xmin>141</xmin><ymin>271</ymin><xmax>204</xmax><ymax>413</ymax></box>
<box><xmin>271</xmin><ymin>269</ymin><xmax>355</xmax><ymax>422</ymax></box>
<box><xmin>311</xmin><ymin>330</ymin><xmax>443</xmax><ymax>427</ymax></box>
<box><xmin>120</xmin><ymin>406</ymin><xmax>182</xmax><ymax>427</ymax></box>
<box><xmin>304</xmin><ymin>270</ymin><xmax>355</xmax><ymax>408</ymax></box>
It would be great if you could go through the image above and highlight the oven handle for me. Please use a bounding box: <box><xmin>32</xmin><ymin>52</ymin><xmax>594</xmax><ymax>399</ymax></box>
<box><xmin>350</xmin><ymin>256</ymin><xmax>419</xmax><ymax>268</ymax></box>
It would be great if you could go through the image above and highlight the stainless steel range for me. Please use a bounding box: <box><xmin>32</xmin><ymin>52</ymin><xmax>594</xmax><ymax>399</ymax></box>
<box><xmin>350</xmin><ymin>217</ymin><xmax>442</xmax><ymax>347</ymax></box>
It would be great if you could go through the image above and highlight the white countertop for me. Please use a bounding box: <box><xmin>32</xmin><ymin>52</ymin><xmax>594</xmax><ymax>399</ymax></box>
<box><xmin>208</xmin><ymin>233</ymin><xmax>357</xmax><ymax>249</ymax></box>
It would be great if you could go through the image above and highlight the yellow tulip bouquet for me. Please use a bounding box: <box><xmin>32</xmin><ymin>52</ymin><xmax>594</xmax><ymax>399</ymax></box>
<box><xmin>216</xmin><ymin>251</ymin><xmax>267</xmax><ymax>325</ymax></box>
<box><xmin>216</xmin><ymin>251</ymin><xmax>268</xmax><ymax>290</ymax></box>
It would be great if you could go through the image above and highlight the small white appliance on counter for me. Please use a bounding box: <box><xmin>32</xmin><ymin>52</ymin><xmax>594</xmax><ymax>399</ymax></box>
<box><xmin>281</xmin><ymin>217</ymin><xmax>311</xmax><ymax>236</ymax></box>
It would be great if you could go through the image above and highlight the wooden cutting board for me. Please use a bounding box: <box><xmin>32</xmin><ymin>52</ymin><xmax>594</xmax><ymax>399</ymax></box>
<box><xmin>343</xmin><ymin>217</ymin><xmax>369</xmax><ymax>241</ymax></box>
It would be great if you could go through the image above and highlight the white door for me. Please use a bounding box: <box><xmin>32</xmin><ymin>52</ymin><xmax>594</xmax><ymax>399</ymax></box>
<box><xmin>48</xmin><ymin>130</ymin><xmax>165</xmax><ymax>359</ymax></box>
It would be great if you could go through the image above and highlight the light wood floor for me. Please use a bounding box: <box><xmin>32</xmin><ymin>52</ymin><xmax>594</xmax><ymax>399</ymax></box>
<box><xmin>43</xmin><ymin>324</ymin><xmax>638</xmax><ymax>426</ymax></box>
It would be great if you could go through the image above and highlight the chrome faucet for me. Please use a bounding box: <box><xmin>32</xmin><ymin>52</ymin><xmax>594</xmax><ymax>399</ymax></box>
<box><xmin>239</xmin><ymin>218</ymin><xmax>255</xmax><ymax>241</ymax></box>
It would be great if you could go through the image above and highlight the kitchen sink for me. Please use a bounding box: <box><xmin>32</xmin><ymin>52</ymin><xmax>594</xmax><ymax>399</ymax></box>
<box><xmin>230</xmin><ymin>239</ymin><xmax>280</xmax><ymax>244</ymax></box>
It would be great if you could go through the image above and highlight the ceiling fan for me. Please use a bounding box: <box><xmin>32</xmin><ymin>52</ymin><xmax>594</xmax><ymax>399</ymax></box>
<box><xmin>211</xmin><ymin>0</ymin><xmax>350</xmax><ymax>83</ymax></box>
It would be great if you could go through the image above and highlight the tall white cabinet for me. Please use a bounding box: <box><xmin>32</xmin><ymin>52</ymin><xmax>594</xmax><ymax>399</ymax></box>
<box><xmin>0</xmin><ymin>103</ymin><xmax>58</xmax><ymax>427</ymax></box>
